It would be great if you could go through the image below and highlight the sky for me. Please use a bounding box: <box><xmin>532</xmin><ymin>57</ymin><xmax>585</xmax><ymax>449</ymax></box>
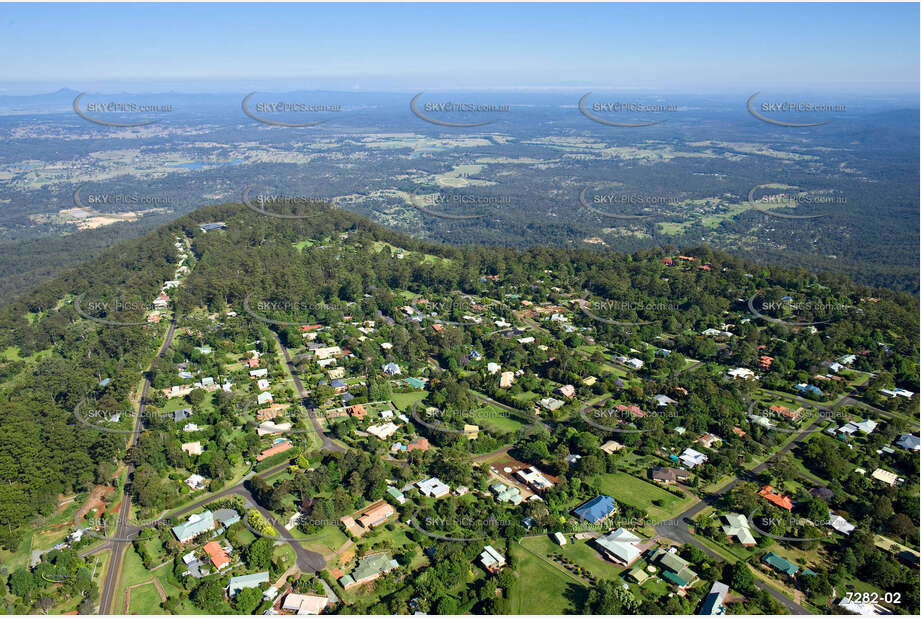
<box><xmin>1</xmin><ymin>2</ymin><xmax>918</xmax><ymax>94</ymax></box>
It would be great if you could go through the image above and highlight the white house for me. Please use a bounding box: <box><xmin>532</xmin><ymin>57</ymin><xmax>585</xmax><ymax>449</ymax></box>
<box><xmin>416</xmin><ymin>477</ymin><xmax>450</xmax><ymax>498</ymax></box>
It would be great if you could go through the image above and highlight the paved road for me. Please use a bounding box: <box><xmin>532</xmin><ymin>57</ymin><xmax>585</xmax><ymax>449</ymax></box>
<box><xmin>93</xmin><ymin>325</ymin><xmax>344</xmax><ymax>612</ymax></box>
<box><xmin>654</xmin><ymin>412</ymin><xmax>830</xmax><ymax>615</ymax></box>
<box><xmin>96</xmin><ymin>317</ymin><xmax>177</xmax><ymax>614</ymax></box>
<box><xmin>272</xmin><ymin>330</ymin><xmax>345</xmax><ymax>453</ymax></box>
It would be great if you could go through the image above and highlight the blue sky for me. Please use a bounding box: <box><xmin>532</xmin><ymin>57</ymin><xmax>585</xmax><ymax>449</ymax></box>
<box><xmin>1</xmin><ymin>2</ymin><xmax>918</xmax><ymax>93</ymax></box>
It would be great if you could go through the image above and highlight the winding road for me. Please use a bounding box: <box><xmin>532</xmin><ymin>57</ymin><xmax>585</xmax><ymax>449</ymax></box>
<box><xmin>95</xmin><ymin>317</ymin><xmax>177</xmax><ymax>614</ymax></box>
<box><xmin>90</xmin><ymin>326</ymin><xmax>347</xmax><ymax>612</ymax></box>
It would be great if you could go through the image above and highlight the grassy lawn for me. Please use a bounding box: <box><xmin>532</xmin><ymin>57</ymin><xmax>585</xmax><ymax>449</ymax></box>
<box><xmin>128</xmin><ymin>581</ymin><xmax>163</xmax><ymax>614</ymax></box>
<box><xmin>115</xmin><ymin>545</ymin><xmax>160</xmax><ymax>613</ymax></box>
<box><xmin>390</xmin><ymin>391</ymin><xmax>428</xmax><ymax>410</ymax></box>
<box><xmin>510</xmin><ymin>542</ymin><xmax>583</xmax><ymax>614</ymax></box>
<box><xmin>512</xmin><ymin>391</ymin><xmax>540</xmax><ymax>403</ymax></box>
<box><xmin>273</xmin><ymin>544</ymin><xmax>297</xmax><ymax>572</ymax></box>
<box><xmin>521</xmin><ymin>534</ymin><xmax>626</xmax><ymax>582</ymax></box>
<box><xmin>293</xmin><ymin>525</ymin><xmax>349</xmax><ymax>556</ymax></box>
<box><xmin>475</xmin><ymin>405</ymin><xmax>526</xmax><ymax>434</ymax></box>
<box><xmin>591</xmin><ymin>471</ymin><xmax>694</xmax><ymax>522</ymax></box>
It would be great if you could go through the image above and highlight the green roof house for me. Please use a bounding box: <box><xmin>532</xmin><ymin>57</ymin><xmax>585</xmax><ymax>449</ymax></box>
<box><xmin>339</xmin><ymin>553</ymin><xmax>399</xmax><ymax>589</ymax></box>
<box><xmin>762</xmin><ymin>552</ymin><xmax>799</xmax><ymax>577</ymax></box>
<box><xmin>227</xmin><ymin>572</ymin><xmax>269</xmax><ymax>596</ymax></box>
<box><xmin>171</xmin><ymin>510</ymin><xmax>215</xmax><ymax>543</ymax></box>
<box><xmin>649</xmin><ymin>548</ymin><xmax>698</xmax><ymax>588</ymax></box>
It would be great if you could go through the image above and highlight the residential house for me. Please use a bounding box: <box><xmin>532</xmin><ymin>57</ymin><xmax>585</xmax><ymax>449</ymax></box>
<box><xmin>516</xmin><ymin>466</ymin><xmax>554</xmax><ymax>492</ymax></box>
<box><xmin>648</xmin><ymin>548</ymin><xmax>698</xmax><ymax>589</ymax></box>
<box><xmin>699</xmin><ymin>581</ymin><xmax>730</xmax><ymax>615</ymax></box>
<box><xmin>679</xmin><ymin>448</ymin><xmax>708</xmax><ymax>468</ymax></box>
<box><xmin>871</xmin><ymin>468</ymin><xmax>898</xmax><ymax>486</ymax></box>
<box><xmin>828</xmin><ymin>514</ymin><xmax>856</xmax><ymax>536</ymax></box>
<box><xmin>749</xmin><ymin>414</ymin><xmax>776</xmax><ymax>430</ymax></box>
<box><xmin>489</xmin><ymin>482</ymin><xmax>523</xmax><ymax>505</ymax></box>
<box><xmin>697</xmin><ymin>433</ymin><xmax>722</xmax><ymax>449</ymax></box>
<box><xmin>728</xmin><ymin>367</ymin><xmax>755</xmax><ymax>380</ymax></box>
<box><xmin>257</xmin><ymin>421</ymin><xmax>291</xmax><ymax>436</ymax></box>
<box><xmin>463</xmin><ymin>424</ymin><xmax>480</xmax><ymax>440</ymax></box>
<box><xmin>600</xmin><ymin>440</ymin><xmax>624</xmax><ymax>454</ymax></box>
<box><xmin>759</xmin><ymin>485</ymin><xmax>793</xmax><ymax>511</ymax></box>
<box><xmin>573</xmin><ymin>495</ymin><xmax>617</xmax><ymax>523</ymax></box>
<box><xmin>722</xmin><ymin>513</ymin><xmax>756</xmax><ymax>546</ymax></box>
<box><xmin>762</xmin><ymin>552</ymin><xmax>799</xmax><ymax>578</ymax></box>
<box><xmin>880</xmin><ymin>388</ymin><xmax>915</xmax><ymax>399</ymax></box>
<box><xmin>250</xmin><ymin>368</ymin><xmax>268</xmax><ymax>378</ymax></box>
<box><xmin>358</xmin><ymin>503</ymin><xmax>395</xmax><ymax>528</ymax></box>
<box><xmin>182</xmin><ymin>441</ymin><xmax>203</xmax><ymax>456</ymax></box>
<box><xmin>227</xmin><ymin>572</ymin><xmax>270</xmax><ymax>596</ymax></box>
<box><xmin>185</xmin><ymin>474</ymin><xmax>208</xmax><ymax>490</ymax></box>
<box><xmin>407</xmin><ymin>437</ymin><xmax>430</xmax><ymax>451</ymax></box>
<box><xmin>895</xmin><ymin>433</ymin><xmax>920</xmax><ymax>451</ymax></box>
<box><xmin>382</xmin><ymin>362</ymin><xmax>401</xmax><ymax>376</ymax></box>
<box><xmin>653</xmin><ymin>394</ymin><xmax>677</xmax><ymax>407</ymax></box>
<box><xmin>416</xmin><ymin>477</ymin><xmax>450</xmax><ymax>498</ymax></box>
<box><xmin>367</xmin><ymin>422</ymin><xmax>399</xmax><ymax>440</ymax></box>
<box><xmin>386</xmin><ymin>486</ymin><xmax>406</xmax><ymax>505</ymax></box>
<box><xmin>594</xmin><ymin>528</ymin><xmax>644</xmax><ymax>566</ymax></box>
<box><xmin>479</xmin><ymin>545</ymin><xmax>506</xmax><ymax>573</ymax></box>
<box><xmin>256</xmin><ymin>441</ymin><xmax>293</xmax><ymax>461</ymax></box>
<box><xmin>257</xmin><ymin>378</ymin><xmax>271</xmax><ymax>391</ymax></box>
<box><xmin>257</xmin><ymin>391</ymin><xmax>274</xmax><ymax>405</ymax></box>
<box><xmin>338</xmin><ymin>553</ymin><xmax>399</xmax><ymax>589</ymax></box>
<box><xmin>173</xmin><ymin>408</ymin><xmax>193</xmax><ymax>422</ymax></box>
<box><xmin>282</xmin><ymin>593</ymin><xmax>329</xmax><ymax>615</ymax></box>
<box><xmin>171</xmin><ymin>511</ymin><xmax>215</xmax><ymax>543</ymax></box>
<box><xmin>651</xmin><ymin>466</ymin><xmax>690</xmax><ymax>485</ymax></box>
<box><xmin>314</xmin><ymin>346</ymin><xmax>341</xmax><ymax>361</ymax></box>
<box><xmin>203</xmin><ymin>541</ymin><xmax>231</xmax><ymax>570</ymax></box>
<box><xmin>538</xmin><ymin>397</ymin><xmax>565</xmax><ymax>411</ymax></box>
<box><xmin>558</xmin><ymin>384</ymin><xmax>576</xmax><ymax>399</ymax></box>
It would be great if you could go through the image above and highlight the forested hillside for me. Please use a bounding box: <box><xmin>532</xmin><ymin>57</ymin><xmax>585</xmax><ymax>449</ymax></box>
<box><xmin>0</xmin><ymin>199</ymin><xmax>917</xmax><ymax>550</ymax></box>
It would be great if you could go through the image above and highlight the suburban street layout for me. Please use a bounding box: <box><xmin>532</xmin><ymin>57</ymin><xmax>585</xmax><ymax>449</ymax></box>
<box><xmin>5</xmin><ymin>214</ymin><xmax>916</xmax><ymax>616</ymax></box>
<box><xmin>0</xmin><ymin>3</ymin><xmax>919</xmax><ymax>618</ymax></box>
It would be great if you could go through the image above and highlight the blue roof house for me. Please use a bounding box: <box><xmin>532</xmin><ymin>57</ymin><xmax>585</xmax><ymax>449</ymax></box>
<box><xmin>572</xmin><ymin>495</ymin><xmax>617</xmax><ymax>523</ymax></box>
